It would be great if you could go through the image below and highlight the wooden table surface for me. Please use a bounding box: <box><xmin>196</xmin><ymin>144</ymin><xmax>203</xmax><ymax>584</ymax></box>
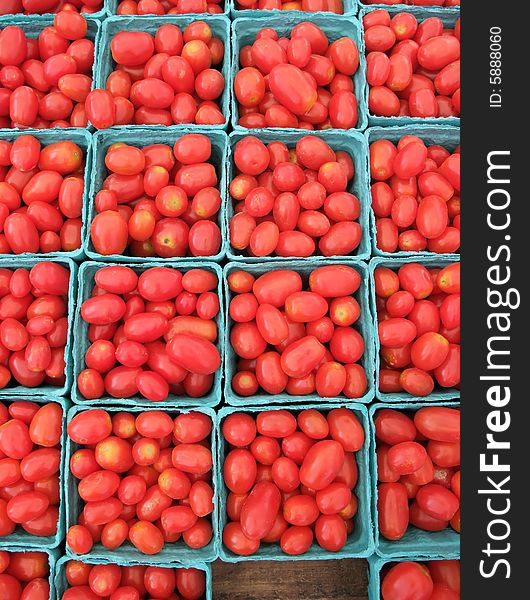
<box><xmin>212</xmin><ymin>558</ymin><xmax>369</xmax><ymax>600</ymax></box>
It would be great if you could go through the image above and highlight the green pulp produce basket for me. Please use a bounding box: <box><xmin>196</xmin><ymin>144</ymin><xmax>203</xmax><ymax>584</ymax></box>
<box><xmin>223</xmin><ymin>260</ymin><xmax>376</xmax><ymax>406</ymax></box>
<box><xmin>94</xmin><ymin>15</ymin><xmax>231</xmax><ymax>130</ymax></box>
<box><xmin>228</xmin><ymin>0</ymin><xmax>357</xmax><ymax>19</ymax></box>
<box><xmin>367</xmin><ymin>554</ymin><xmax>460</xmax><ymax>600</ymax></box>
<box><xmin>0</xmin><ymin>128</ymin><xmax>92</xmax><ymax>261</ymax></box>
<box><xmin>1</xmin><ymin>547</ymin><xmax>59</xmax><ymax>600</ymax></box>
<box><xmin>0</xmin><ymin>257</ymin><xmax>77</xmax><ymax>398</ymax></box>
<box><xmin>0</xmin><ymin>396</ymin><xmax>68</xmax><ymax>551</ymax></box>
<box><xmin>107</xmin><ymin>0</ymin><xmax>228</xmax><ymax>15</ymax></box>
<box><xmin>0</xmin><ymin>14</ymin><xmax>101</xmax><ymax>129</ymax></box>
<box><xmin>65</xmin><ymin>404</ymin><xmax>219</xmax><ymax>565</ymax></box>
<box><xmin>359</xmin><ymin>4</ymin><xmax>460</xmax><ymax>127</ymax></box>
<box><xmin>226</xmin><ymin>129</ymin><xmax>371</xmax><ymax>262</ymax></box>
<box><xmin>365</xmin><ymin>124</ymin><xmax>460</xmax><ymax>259</ymax></box>
<box><xmin>370</xmin><ymin>400</ymin><xmax>461</xmax><ymax>558</ymax></box>
<box><xmin>72</xmin><ymin>260</ymin><xmax>224</xmax><ymax>408</ymax></box>
<box><xmin>369</xmin><ymin>255</ymin><xmax>460</xmax><ymax>403</ymax></box>
<box><xmin>231</xmin><ymin>14</ymin><xmax>368</xmax><ymax>131</ymax></box>
<box><xmin>54</xmin><ymin>554</ymin><xmax>213</xmax><ymax>600</ymax></box>
<box><xmin>84</xmin><ymin>128</ymin><xmax>229</xmax><ymax>262</ymax></box>
<box><xmin>217</xmin><ymin>402</ymin><xmax>374</xmax><ymax>562</ymax></box>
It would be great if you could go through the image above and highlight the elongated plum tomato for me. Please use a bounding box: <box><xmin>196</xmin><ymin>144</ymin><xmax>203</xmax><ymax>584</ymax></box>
<box><xmin>269</xmin><ymin>64</ymin><xmax>318</xmax><ymax>116</ymax></box>
<box><xmin>381</xmin><ymin>562</ymin><xmax>434</xmax><ymax>600</ymax></box>
<box><xmin>240</xmin><ymin>481</ymin><xmax>281</xmax><ymax>540</ymax></box>
<box><xmin>299</xmin><ymin>440</ymin><xmax>344</xmax><ymax>491</ymax></box>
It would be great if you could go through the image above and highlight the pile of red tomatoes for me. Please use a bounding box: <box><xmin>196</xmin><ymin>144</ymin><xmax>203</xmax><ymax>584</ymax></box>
<box><xmin>364</xmin><ymin>10</ymin><xmax>460</xmax><ymax>118</ymax></box>
<box><xmin>234</xmin><ymin>23</ymin><xmax>360</xmax><ymax>129</ymax></box>
<box><xmin>364</xmin><ymin>1</ymin><xmax>459</xmax><ymax>5</ymax></box>
<box><xmin>0</xmin><ymin>136</ymin><xmax>85</xmax><ymax>255</ymax></box>
<box><xmin>66</xmin><ymin>408</ymin><xmax>215</xmax><ymax>556</ymax></box>
<box><xmin>0</xmin><ymin>401</ymin><xmax>63</xmax><ymax>540</ymax></box>
<box><xmin>370</xmin><ymin>134</ymin><xmax>460</xmax><ymax>254</ymax></box>
<box><xmin>62</xmin><ymin>560</ymin><xmax>207</xmax><ymax>600</ymax></box>
<box><xmin>85</xmin><ymin>22</ymin><xmax>226</xmax><ymax>128</ymax></box>
<box><xmin>90</xmin><ymin>134</ymin><xmax>222</xmax><ymax>259</ymax></box>
<box><xmin>0</xmin><ymin>1</ymin><xmax>104</xmax><ymax>14</ymax></box>
<box><xmin>228</xmin><ymin>266</ymin><xmax>368</xmax><ymax>399</ymax></box>
<box><xmin>229</xmin><ymin>135</ymin><xmax>362</xmax><ymax>258</ymax></box>
<box><xmin>0</xmin><ymin>12</ymin><xmax>95</xmax><ymax>129</ymax></box>
<box><xmin>222</xmin><ymin>408</ymin><xmax>363</xmax><ymax>556</ymax></box>
<box><xmin>0</xmin><ymin>261</ymin><xmax>70</xmax><ymax>390</ymax></box>
<box><xmin>116</xmin><ymin>0</ymin><xmax>224</xmax><ymax>13</ymax></box>
<box><xmin>381</xmin><ymin>560</ymin><xmax>460</xmax><ymax>600</ymax></box>
<box><xmin>375</xmin><ymin>262</ymin><xmax>460</xmax><ymax>396</ymax></box>
<box><xmin>376</xmin><ymin>406</ymin><xmax>460</xmax><ymax>541</ymax></box>
<box><xmin>0</xmin><ymin>550</ymin><xmax>51</xmax><ymax>600</ymax></box>
<box><xmin>77</xmin><ymin>265</ymin><xmax>221</xmax><ymax>403</ymax></box>
<box><xmin>234</xmin><ymin>0</ymin><xmax>345</xmax><ymax>12</ymax></box>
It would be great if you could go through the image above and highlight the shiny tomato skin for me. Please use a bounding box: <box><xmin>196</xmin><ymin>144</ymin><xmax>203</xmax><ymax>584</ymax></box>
<box><xmin>375</xmin><ymin>409</ymin><xmax>417</xmax><ymax>445</ymax></box>
<box><xmin>255</xmin><ymin>352</ymin><xmax>288</xmax><ymax>395</ymax></box>
<box><xmin>129</xmin><ymin>520</ymin><xmax>165</xmax><ymax>555</ymax></box>
<box><xmin>253</xmin><ymin>270</ymin><xmax>302</xmax><ymax>306</ymax></box>
<box><xmin>90</xmin><ymin>211</ymin><xmax>128</xmax><ymax>256</ymax></box>
<box><xmin>240</xmin><ymin>481</ymin><xmax>281</xmax><ymax>540</ymax></box>
<box><xmin>223</xmin><ymin>521</ymin><xmax>260</xmax><ymax>556</ymax></box>
<box><xmin>20</xmin><ymin>447</ymin><xmax>60</xmax><ymax>482</ymax></box>
<box><xmin>382</xmin><ymin>562</ymin><xmax>434</xmax><ymax>600</ymax></box>
<box><xmin>387</xmin><ymin>441</ymin><xmax>427</xmax><ymax>476</ymax></box>
<box><xmin>416</xmin><ymin>483</ymin><xmax>459</xmax><ymax>521</ymax></box>
<box><xmin>299</xmin><ymin>440</ymin><xmax>344</xmax><ymax>491</ymax></box>
<box><xmin>269</xmin><ymin>64</ymin><xmax>317</xmax><ymax>116</ymax></box>
<box><xmin>314</xmin><ymin>513</ymin><xmax>347</xmax><ymax>552</ymax></box>
<box><xmin>176</xmin><ymin>567</ymin><xmax>206</xmax><ymax>600</ymax></box>
<box><xmin>369</xmin><ymin>86</ymin><xmax>400</xmax><ymax>117</ymax></box>
<box><xmin>222</xmin><ymin>413</ymin><xmax>257</xmax><ymax>448</ymax></box>
<box><xmin>7</xmin><ymin>490</ymin><xmax>49</xmax><ymax>523</ymax></box>
<box><xmin>67</xmin><ymin>409</ymin><xmax>112</xmax><ymax>445</ymax></box>
<box><xmin>414</xmin><ymin>407</ymin><xmax>460</xmax><ymax>442</ymax></box>
<box><xmin>327</xmin><ymin>91</ymin><xmax>358</xmax><ymax>129</ymax></box>
<box><xmin>281</xmin><ymin>336</ymin><xmax>326</xmax><ymax>379</ymax></box>
<box><xmin>256</xmin><ymin>410</ymin><xmax>297</xmax><ymax>439</ymax></box>
<box><xmin>327</xmin><ymin>408</ymin><xmax>365</xmax><ymax>452</ymax></box>
<box><xmin>309</xmin><ymin>265</ymin><xmax>360</xmax><ymax>298</ymax></box>
<box><xmin>377</xmin><ymin>482</ymin><xmax>409</xmax><ymax>541</ymax></box>
<box><xmin>280</xmin><ymin>525</ymin><xmax>313</xmax><ymax>556</ymax></box>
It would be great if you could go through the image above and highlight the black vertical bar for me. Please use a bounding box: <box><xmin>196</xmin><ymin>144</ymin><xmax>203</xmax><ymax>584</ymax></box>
<box><xmin>461</xmin><ymin>2</ymin><xmax>527</xmax><ymax>598</ymax></box>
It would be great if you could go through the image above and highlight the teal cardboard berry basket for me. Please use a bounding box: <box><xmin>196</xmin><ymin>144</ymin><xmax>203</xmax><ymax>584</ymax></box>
<box><xmin>223</xmin><ymin>260</ymin><xmax>376</xmax><ymax>406</ymax></box>
<box><xmin>0</xmin><ymin>4</ymin><xmax>109</xmax><ymax>19</ymax></box>
<box><xmin>65</xmin><ymin>404</ymin><xmax>219</xmax><ymax>565</ymax></box>
<box><xmin>0</xmin><ymin>15</ymin><xmax>101</xmax><ymax>130</ymax></box>
<box><xmin>231</xmin><ymin>14</ymin><xmax>368</xmax><ymax>132</ymax></box>
<box><xmin>94</xmin><ymin>15</ymin><xmax>231</xmax><ymax>130</ymax></box>
<box><xmin>107</xmin><ymin>0</ymin><xmax>228</xmax><ymax>15</ymax></box>
<box><xmin>359</xmin><ymin>4</ymin><xmax>460</xmax><ymax>127</ymax></box>
<box><xmin>217</xmin><ymin>402</ymin><xmax>374</xmax><ymax>562</ymax></box>
<box><xmin>359</xmin><ymin>1</ymin><xmax>459</xmax><ymax>11</ymax></box>
<box><xmin>370</xmin><ymin>400</ymin><xmax>461</xmax><ymax>559</ymax></box>
<box><xmin>367</xmin><ymin>554</ymin><xmax>460</xmax><ymax>600</ymax></box>
<box><xmin>0</xmin><ymin>128</ymin><xmax>92</xmax><ymax>261</ymax></box>
<box><xmin>0</xmin><ymin>397</ymin><xmax>68</xmax><ymax>551</ymax></box>
<box><xmin>226</xmin><ymin>129</ymin><xmax>372</xmax><ymax>262</ymax></box>
<box><xmin>365</xmin><ymin>124</ymin><xmax>460</xmax><ymax>259</ymax></box>
<box><xmin>1</xmin><ymin>547</ymin><xmax>59</xmax><ymax>600</ymax></box>
<box><xmin>72</xmin><ymin>260</ymin><xmax>224</xmax><ymax>408</ymax></box>
<box><xmin>0</xmin><ymin>257</ymin><xmax>77</xmax><ymax>398</ymax></box>
<box><xmin>369</xmin><ymin>256</ymin><xmax>460</xmax><ymax>403</ymax></box>
<box><xmin>228</xmin><ymin>0</ymin><xmax>357</xmax><ymax>19</ymax></box>
<box><xmin>84</xmin><ymin>128</ymin><xmax>229</xmax><ymax>263</ymax></box>
<box><xmin>54</xmin><ymin>554</ymin><xmax>213</xmax><ymax>600</ymax></box>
